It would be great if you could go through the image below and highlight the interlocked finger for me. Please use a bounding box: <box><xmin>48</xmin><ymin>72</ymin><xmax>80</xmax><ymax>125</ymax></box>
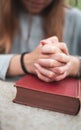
<box><xmin>34</xmin><ymin>63</ymin><xmax>55</xmax><ymax>79</ymax></box>
<box><xmin>38</xmin><ymin>59</ymin><xmax>64</xmax><ymax>68</ymax></box>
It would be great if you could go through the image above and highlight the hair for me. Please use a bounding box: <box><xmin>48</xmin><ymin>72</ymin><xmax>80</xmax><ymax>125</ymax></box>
<box><xmin>42</xmin><ymin>0</ymin><xmax>65</xmax><ymax>41</ymax></box>
<box><xmin>0</xmin><ymin>0</ymin><xmax>66</xmax><ymax>53</ymax></box>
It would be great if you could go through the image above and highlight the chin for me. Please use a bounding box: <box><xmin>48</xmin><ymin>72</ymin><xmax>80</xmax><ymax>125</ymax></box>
<box><xmin>27</xmin><ymin>8</ymin><xmax>43</xmax><ymax>14</ymax></box>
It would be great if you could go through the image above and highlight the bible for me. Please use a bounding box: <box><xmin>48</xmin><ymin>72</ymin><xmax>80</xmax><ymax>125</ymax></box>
<box><xmin>13</xmin><ymin>74</ymin><xmax>81</xmax><ymax>115</ymax></box>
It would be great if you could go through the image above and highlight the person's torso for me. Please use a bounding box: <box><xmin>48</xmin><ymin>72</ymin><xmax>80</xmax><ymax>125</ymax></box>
<box><xmin>11</xmin><ymin>8</ymin><xmax>81</xmax><ymax>56</ymax></box>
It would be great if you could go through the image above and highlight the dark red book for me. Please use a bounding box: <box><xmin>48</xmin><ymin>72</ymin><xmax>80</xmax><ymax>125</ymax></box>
<box><xmin>13</xmin><ymin>74</ymin><xmax>81</xmax><ymax>115</ymax></box>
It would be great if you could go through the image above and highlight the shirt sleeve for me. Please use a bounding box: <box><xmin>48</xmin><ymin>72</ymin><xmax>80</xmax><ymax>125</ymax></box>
<box><xmin>0</xmin><ymin>54</ymin><xmax>15</xmax><ymax>80</ymax></box>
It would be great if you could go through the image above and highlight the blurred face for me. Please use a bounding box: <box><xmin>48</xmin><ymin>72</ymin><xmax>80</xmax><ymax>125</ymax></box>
<box><xmin>22</xmin><ymin>0</ymin><xmax>53</xmax><ymax>14</ymax></box>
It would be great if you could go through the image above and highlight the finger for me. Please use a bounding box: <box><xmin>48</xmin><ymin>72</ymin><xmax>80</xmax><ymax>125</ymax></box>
<box><xmin>54</xmin><ymin>53</ymin><xmax>69</xmax><ymax>63</ymax></box>
<box><xmin>40</xmin><ymin>40</ymin><xmax>51</xmax><ymax>46</ymax></box>
<box><xmin>35</xmin><ymin>69</ymin><xmax>53</xmax><ymax>82</ymax></box>
<box><xmin>34</xmin><ymin>63</ymin><xmax>55</xmax><ymax>79</ymax></box>
<box><xmin>42</xmin><ymin>45</ymin><xmax>61</xmax><ymax>54</ymax></box>
<box><xmin>53</xmin><ymin>64</ymin><xmax>69</xmax><ymax>75</ymax></box>
<box><xmin>58</xmin><ymin>43</ymin><xmax>69</xmax><ymax>55</ymax></box>
<box><xmin>46</xmin><ymin>36</ymin><xmax>59</xmax><ymax>43</ymax></box>
<box><xmin>38</xmin><ymin>59</ymin><xmax>64</xmax><ymax>68</ymax></box>
<box><xmin>40</xmin><ymin>38</ymin><xmax>69</xmax><ymax>55</ymax></box>
<box><xmin>40</xmin><ymin>36</ymin><xmax>58</xmax><ymax>45</ymax></box>
<box><xmin>54</xmin><ymin>72</ymin><xmax>67</xmax><ymax>81</ymax></box>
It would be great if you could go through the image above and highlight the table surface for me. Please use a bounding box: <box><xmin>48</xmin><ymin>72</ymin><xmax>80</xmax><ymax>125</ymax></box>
<box><xmin>0</xmin><ymin>80</ymin><xmax>81</xmax><ymax>130</ymax></box>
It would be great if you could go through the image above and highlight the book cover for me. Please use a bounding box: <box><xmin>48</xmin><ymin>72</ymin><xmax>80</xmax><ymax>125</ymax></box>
<box><xmin>13</xmin><ymin>74</ymin><xmax>81</xmax><ymax>115</ymax></box>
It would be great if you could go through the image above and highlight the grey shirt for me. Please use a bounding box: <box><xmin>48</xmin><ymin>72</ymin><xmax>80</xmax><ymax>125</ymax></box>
<box><xmin>0</xmin><ymin>8</ymin><xmax>81</xmax><ymax>80</ymax></box>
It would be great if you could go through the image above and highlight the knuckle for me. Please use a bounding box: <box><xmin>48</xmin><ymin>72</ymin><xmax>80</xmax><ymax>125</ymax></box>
<box><xmin>57</xmin><ymin>68</ymin><xmax>63</xmax><ymax>74</ymax></box>
<box><xmin>49</xmin><ymin>72</ymin><xmax>54</xmax><ymax>78</ymax></box>
<box><xmin>59</xmin><ymin>69</ymin><xmax>63</xmax><ymax>74</ymax></box>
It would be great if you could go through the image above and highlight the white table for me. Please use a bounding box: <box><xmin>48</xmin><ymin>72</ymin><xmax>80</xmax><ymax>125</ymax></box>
<box><xmin>0</xmin><ymin>80</ymin><xmax>81</xmax><ymax>130</ymax></box>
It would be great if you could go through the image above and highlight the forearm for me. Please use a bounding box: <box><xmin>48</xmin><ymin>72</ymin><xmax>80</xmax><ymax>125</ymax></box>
<box><xmin>7</xmin><ymin>47</ymin><xmax>44</xmax><ymax>77</ymax></box>
<box><xmin>7</xmin><ymin>43</ymin><xmax>43</xmax><ymax>77</ymax></box>
<box><xmin>7</xmin><ymin>55</ymin><xmax>24</xmax><ymax>76</ymax></box>
<box><xmin>0</xmin><ymin>54</ymin><xmax>15</xmax><ymax>80</ymax></box>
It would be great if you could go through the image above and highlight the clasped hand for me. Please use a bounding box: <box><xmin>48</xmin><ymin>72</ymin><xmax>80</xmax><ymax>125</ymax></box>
<box><xmin>25</xmin><ymin>36</ymin><xmax>80</xmax><ymax>82</ymax></box>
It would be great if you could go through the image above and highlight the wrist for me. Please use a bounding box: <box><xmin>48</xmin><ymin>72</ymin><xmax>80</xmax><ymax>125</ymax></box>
<box><xmin>24</xmin><ymin>52</ymin><xmax>37</xmax><ymax>74</ymax></box>
<box><xmin>24</xmin><ymin>52</ymin><xmax>33</xmax><ymax>74</ymax></box>
<box><xmin>20</xmin><ymin>52</ymin><xmax>29</xmax><ymax>74</ymax></box>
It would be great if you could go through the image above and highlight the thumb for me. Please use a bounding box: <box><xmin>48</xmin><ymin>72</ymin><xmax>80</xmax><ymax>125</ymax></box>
<box><xmin>40</xmin><ymin>36</ymin><xmax>59</xmax><ymax>45</ymax></box>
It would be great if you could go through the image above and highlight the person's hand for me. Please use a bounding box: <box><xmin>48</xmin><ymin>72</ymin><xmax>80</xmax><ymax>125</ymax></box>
<box><xmin>34</xmin><ymin>36</ymin><xmax>69</xmax><ymax>82</ymax></box>
<box><xmin>23</xmin><ymin>44</ymin><xmax>47</xmax><ymax>74</ymax></box>
<box><xmin>23</xmin><ymin>36</ymin><xmax>69</xmax><ymax>82</ymax></box>
<box><xmin>50</xmin><ymin>54</ymin><xmax>80</xmax><ymax>81</ymax></box>
<box><xmin>24</xmin><ymin>43</ymin><xmax>63</xmax><ymax>75</ymax></box>
<box><xmin>23</xmin><ymin>36</ymin><xmax>66</xmax><ymax>75</ymax></box>
<box><xmin>34</xmin><ymin>53</ymin><xmax>80</xmax><ymax>82</ymax></box>
<box><xmin>41</xmin><ymin>36</ymin><xmax>68</xmax><ymax>55</ymax></box>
